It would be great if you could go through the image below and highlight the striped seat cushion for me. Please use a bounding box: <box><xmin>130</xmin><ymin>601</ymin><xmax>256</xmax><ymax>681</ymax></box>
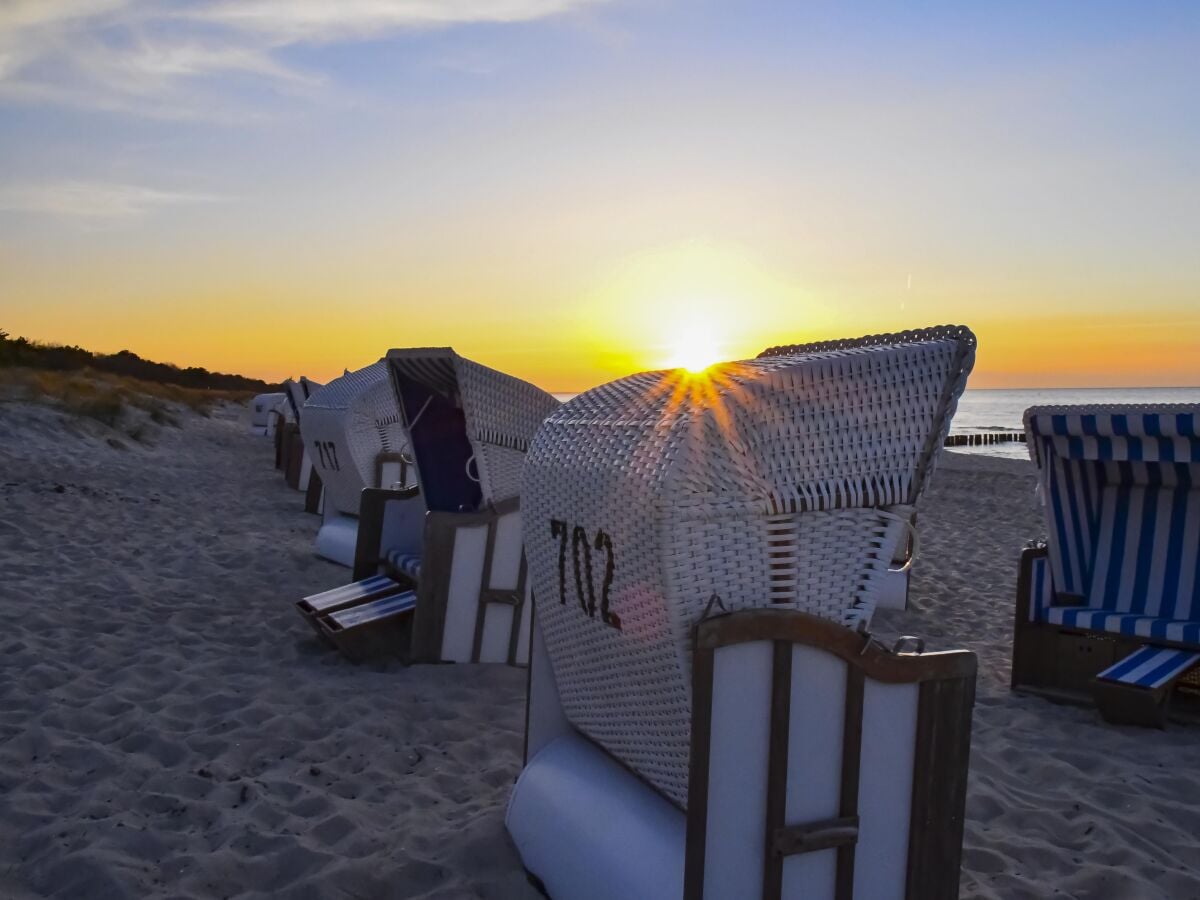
<box><xmin>1097</xmin><ymin>645</ymin><xmax>1200</xmax><ymax>690</ymax></box>
<box><xmin>385</xmin><ymin>550</ymin><xmax>422</xmax><ymax>582</ymax></box>
<box><xmin>1045</xmin><ymin>606</ymin><xmax>1200</xmax><ymax>644</ymax></box>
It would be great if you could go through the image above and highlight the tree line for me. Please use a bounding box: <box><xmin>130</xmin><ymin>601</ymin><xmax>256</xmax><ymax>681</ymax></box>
<box><xmin>0</xmin><ymin>329</ymin><xmax>279</xmax><ymax>393</ymax></box>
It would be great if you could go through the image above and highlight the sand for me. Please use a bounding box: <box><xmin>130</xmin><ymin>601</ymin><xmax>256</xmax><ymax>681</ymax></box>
<box><xmin>1</xmin><ymin>398</ymin><xmax>1199</xmax><ymax>899</ymax></box>
<box><xmin>0</xmin><ymin>400</ymin><xmax>537</xmax><ymax>899</ymax></box>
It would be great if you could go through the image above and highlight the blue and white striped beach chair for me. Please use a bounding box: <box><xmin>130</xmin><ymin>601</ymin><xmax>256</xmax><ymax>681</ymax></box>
<box><xmin>1012</xmin><ymin>405</ymin><xmax>1200</xmax><ymax>725</ymax></box>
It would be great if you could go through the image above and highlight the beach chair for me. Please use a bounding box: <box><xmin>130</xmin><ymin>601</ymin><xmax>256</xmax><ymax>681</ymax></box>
<box><xmin>249</xmin><ymin>391</ymin><xmax>286</xmax><ymax>436</ymax></box>
<box><xmin>508</xmin><ymin>326</ymin><xmax>978</xmax><ymax>899</ymax></box>
<box><xmin>299</xmin><ymin>348</ymin><xmax>560</xmax><ymax>663</ymax></box>
<box><xmin>280</xmin><ymin>377</ymin><xmax>322</xmax><ymax>492</ymax></box>
<box><xmin>299</xmin><ymin>361</ymin><xmax>417</xmax><ymax>567</ymax></box>
<box><xmin>1012</xmin><ymin>405</ymin><xmax>1200</xmax><ymax>726</ymax></box>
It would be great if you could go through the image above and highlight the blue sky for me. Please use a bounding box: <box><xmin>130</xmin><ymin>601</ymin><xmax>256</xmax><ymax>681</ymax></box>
<box><xmin>2</xmin><ymin>1</ymin><xmax>1198</xmax><ymax>387</ymax></box>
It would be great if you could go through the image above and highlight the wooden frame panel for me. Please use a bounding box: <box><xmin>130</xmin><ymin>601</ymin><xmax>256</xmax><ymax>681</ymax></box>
<box><xmin>409</xmin><ymin>496</ymin><xmax>528</xmax><ymax>666</ymax></box>
<box><xmin>683</xmin><ymin>609</ymin><xmax>976</xmax><ymax>900</ymax></box>
<box><xmin>339</xmin><ymin>490</ymin><xmax>531</xmax><ymax>666</ymax></box>
<box><xmin>1011</xmin><ymin>544</ymin><xmax>1050</xmax><ymax>690</ymax></box>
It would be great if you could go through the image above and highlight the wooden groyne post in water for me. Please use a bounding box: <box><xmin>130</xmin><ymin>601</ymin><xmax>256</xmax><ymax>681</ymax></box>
<box><xmin>944</xmin><ymin>432</ymin><xmax>1027</xmax><ymax>448</ymax></box>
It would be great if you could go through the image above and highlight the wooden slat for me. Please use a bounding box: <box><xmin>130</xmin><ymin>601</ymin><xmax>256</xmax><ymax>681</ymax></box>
<box><xmin>506</xmin><ymin>555</ymin><xmax>529</xmax><ymax>666</ymax></box>
<box><xmin>470</xmin><ymin>517</ymin><xmax>501</xmax><ymax>663</ymax></box>
<box><xmin>762</xmin><ymin>640</ymin><xmax>793</xmax><ymax>900</ymax></box>
<box><xmin>835</xmin><ymin>666</ymin><xmax>865</xmax><ymax>900</ymax></box>
<box><xmin>409</xmin><ymin>515</ymin><xmax>457</xmax><ymax>663</ymax></box>
<box><xmin>682</xmin><ymin>643</ymin><xmax>716</xmax><ymax>900</ymax></box>
<box><xmin>904</xmin><ymin>677</ymin><xmax>975</xmax><ymax>900</ymax></box>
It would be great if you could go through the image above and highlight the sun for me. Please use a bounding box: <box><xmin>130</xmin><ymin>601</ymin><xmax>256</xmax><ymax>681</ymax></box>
<box><xmin>663</xmin><ymin>320</ymin><xmax>725</xmax><ymax>373</ymax></box>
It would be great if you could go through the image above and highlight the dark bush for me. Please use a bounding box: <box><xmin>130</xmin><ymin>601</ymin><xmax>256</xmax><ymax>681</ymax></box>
<box><xmin>0</xmin><ymin>328</ymin><xmax>279</xmax><ymax>392</ymax></box>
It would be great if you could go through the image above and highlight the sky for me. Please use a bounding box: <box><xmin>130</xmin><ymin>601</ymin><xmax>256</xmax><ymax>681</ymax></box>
<box><xmin>1</xmin><ymin>0</ymin><xmax>1198</xmax><ymax>391</ymax></box>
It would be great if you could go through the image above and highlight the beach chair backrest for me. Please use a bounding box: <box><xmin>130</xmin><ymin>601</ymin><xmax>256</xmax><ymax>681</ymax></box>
<box><xmin>385</xmin><ymin>348</ymin><xmax>560</xmax><ymax>513</ymax></box>
<box><xmin>301</xmin><ymin>361</ymin><xmax>414</xmax><ymax>517</ymax></box>
<box><xmin>523</xmin><ymin>326</ymin><xmax>975</xmax><ymax>807</ymax></box>
<box><xmin>1026</xmin><ymin>406</ymin><xmax>1200</xmax><ymax>618</ymax></box>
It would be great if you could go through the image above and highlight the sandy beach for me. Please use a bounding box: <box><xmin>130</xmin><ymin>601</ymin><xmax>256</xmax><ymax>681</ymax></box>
<box><xmin>2</xmin><ymin>398</ymin><xmax>1199</xmax><ymax>899</ymax></box>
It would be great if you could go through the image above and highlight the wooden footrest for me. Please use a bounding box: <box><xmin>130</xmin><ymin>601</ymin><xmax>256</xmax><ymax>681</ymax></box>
<box><xmin>318</xmin><ymin>590</ymin><xmax>418</xmax><ymax>661</ymax></box>
<box><xmin>296</xmin><ymin>574</ymin><xmax>403</xmax><ymax>642</ymax></box>
<box><xmin>1092</xmin><ymin>645</ymin><xmax>1200</xmax><ymax>728</ymax></box>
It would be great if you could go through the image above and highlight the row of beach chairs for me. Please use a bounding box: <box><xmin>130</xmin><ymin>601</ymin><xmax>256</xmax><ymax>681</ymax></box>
<box><xmin>246</xmin><ymin>326</ymin><xmax>1199</xmax><ymax>899</ymax></box>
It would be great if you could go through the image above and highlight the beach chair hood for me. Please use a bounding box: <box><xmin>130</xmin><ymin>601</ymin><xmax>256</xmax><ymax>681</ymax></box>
<box><xmin>522</xmin><ymin>324</ymin><xmax>975</xmax><ymax>807</ymax></box>
<box><xmin>283</xmin><ymin>376</ymin><xmax>321</xmax><ymax>423</ymax></box>
<box><xmin>301</xmin><ymin>361</ymin><xmax>412</xmax><ymax>517</ymax></box>
<box><xmin>1024</xmin><ymin>404</ymin><xmax>1200</xmax><ymax>613</ymax></box>
<box><xmin>385</xmin><ymin>347</ymin><xmax>559</xmax><ymax>512</ymax></box>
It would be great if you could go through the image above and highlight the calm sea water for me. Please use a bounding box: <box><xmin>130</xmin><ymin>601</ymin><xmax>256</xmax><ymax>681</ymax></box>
<box><xmin>949</xmin><ymin>387</ymin><xmax>1200</xmax><ymax>457</ymax></box>
<box><xmin>553</xmin><ymin>387</ymin><xmax>1200</xmax><ymax>459</ymax></box>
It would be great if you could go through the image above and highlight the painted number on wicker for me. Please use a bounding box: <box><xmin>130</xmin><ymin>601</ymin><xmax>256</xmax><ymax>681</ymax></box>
<box><xmin>550</xmin><ymin>519</ymin><xmax>620</xmax><ymax>630</ymax></box>
<box><xmin>313</xmin><ymin>440</ymin><xmax>341</xmax><ymax>471</ymax></box>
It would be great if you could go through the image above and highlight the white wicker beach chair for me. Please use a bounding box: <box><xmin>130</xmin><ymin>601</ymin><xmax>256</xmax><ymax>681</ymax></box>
<box><xmin>249</xmin><ymin>392</ymin><xmax>285</xmax><ymax>436</ymax></box>
<box><xmin>300</xmin><ymin>361</ymin><xmax>418</xmax><ymax>567</ymax></box>
<box><xmin>300</xmin><ymin>349</ymin><xmax>560</xmax><ymax>664</ymax></box>
<box><xmin>1012</xmin><ymin>404</ymin><xmax>1200</xmax><ymax>726</ymax></box>
<box><xmin>509</xmin><ymin>326</ymin><xmax>978</xmax><ymax>899</ymax></box>
<box><xmin>278</xmin><ymin>377</ymin><xmax>321</xmax><ymax>492</ymax></box>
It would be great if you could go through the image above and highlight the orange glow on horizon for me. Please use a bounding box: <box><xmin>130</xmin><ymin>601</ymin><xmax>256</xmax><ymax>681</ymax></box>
<box><xmin>2</xmin><ymin>237</ymin><xmax>1197</xmax><ymax>392</ymax></box>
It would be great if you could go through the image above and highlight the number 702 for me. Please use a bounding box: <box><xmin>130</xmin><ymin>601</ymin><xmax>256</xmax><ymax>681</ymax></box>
<box><xmin>549</xmin><ymin>519</ymin><xmax>620</xmax><ymax>630</ymax></box>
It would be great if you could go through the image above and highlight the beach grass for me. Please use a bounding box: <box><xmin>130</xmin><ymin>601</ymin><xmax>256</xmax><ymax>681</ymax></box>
<box><xmin>0</xmin><ymin>366</ymin><xmax>252</xmax><ymax>434</ymax></box>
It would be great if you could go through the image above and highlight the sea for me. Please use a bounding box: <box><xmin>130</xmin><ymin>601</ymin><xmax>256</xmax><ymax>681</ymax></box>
<box><xmin>553</xmin><ymin>387</ymin><xmax>1200</xmax><ymax>459</ymax></box>
<box><xmin>946</xmin><ymin>387</ymin><xmax>1200</xmax><ymax>457</ymax></box>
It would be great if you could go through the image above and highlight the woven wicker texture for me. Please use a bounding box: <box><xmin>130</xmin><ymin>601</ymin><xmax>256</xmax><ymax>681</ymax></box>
<box><xmin>524</xmin><ymin>325</ymin><xmax>975</xmax><ymax>807</ymax></box>
<box><xmin>300</xmin><ymin>361</ymin><xmax>413</xmax><ymax>516</ymax></box>
<box><xmin>386</xmin><ymin>348</ymin><xmax>560</xmax><ymax>505</ymax></box>
<box><xmin>283</xmin><ymin>377</ymin><xmax>322</xmax><ymax>423</ymax></box>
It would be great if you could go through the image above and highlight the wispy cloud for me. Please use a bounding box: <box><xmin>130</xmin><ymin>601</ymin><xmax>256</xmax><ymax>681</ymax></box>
<box><xmin>193</xmin><ymin>0</ymin><xmax>610</xmax><ymax>42</ymax></box>
<box><xmin>0</xmin><ymin>179</ymin><xmax>221</xmax><ymax>219</ymax></box>
<box><xmin>0</xmin><ymin>0</ymin><xmax>607</xmax><ymax>120</ymax></box>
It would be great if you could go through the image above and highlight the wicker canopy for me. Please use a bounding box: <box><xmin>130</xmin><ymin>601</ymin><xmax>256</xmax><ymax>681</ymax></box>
<box><xmin>385</xmin><ymin>348</ymin><xmax>560</xmax><ymax>513</ymax></box>
<box><xmin>523</xmin><ymin>325</ymin><xmax>975</xmax><ymax>807</ymax></box>
<box><xmin>282</xmin><ymin>376</ymin><xmax>321</xmax><ymax>423</ymax></box>
<box><xmin>300</xmin><ymin>361</ymin><xmax>411</xmax><ymax>517</ymax></box>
